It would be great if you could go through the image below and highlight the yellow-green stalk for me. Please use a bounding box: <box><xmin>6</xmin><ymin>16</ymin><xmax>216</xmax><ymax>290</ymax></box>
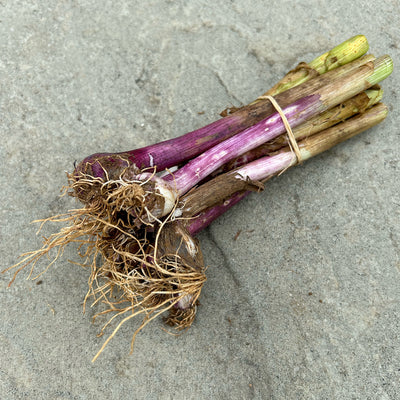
<box><xmin>263</xmin><ymin>35</ymin><xmax>369</xmax><ymax>97</ymax></box>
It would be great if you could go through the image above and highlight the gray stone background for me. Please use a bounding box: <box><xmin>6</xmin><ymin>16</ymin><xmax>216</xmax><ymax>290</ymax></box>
<box><xmin>1</xmin><ymin>1</ymin><xmax>399</xmax><ymax>399</ymax></box>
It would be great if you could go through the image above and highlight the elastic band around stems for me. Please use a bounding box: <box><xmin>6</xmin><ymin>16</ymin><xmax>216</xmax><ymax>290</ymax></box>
<box><xmin>257</xmin><ymin>95</ymin><xmax>302</xmax><ymax>164</ymax></box>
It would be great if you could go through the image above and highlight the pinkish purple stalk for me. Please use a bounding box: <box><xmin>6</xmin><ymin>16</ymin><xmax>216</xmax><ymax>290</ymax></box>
<box><xmin>163</xmin><ymin>95</ymin><xmax>318</xmax><ymax>195</ymax></box>
<box><xmin>187</xmin><ymin>192</ymin><xmax>247</xmax><ymax>236</ymax></box>
<box><xmin>162</xmin><ymin>55</ymin><xmax>391</xmax><ymax>197</ymax></box>
<box><xmin>186</xmin><ymin>101</ymin><xmax>390</xmax><ymax>236</ymax></box>
<box><xmin>185</xmin><ymin>153</ymin><xmax>296</xmax><ymax>235</ymax></box>
<box><xmin>75</xmin><ymin>113</ymin><xmax>244</xmax><ymax>179</ymax></box>
<box><xmin>75</xmin><ymin>56</ymin><xmax>390</xmax><ymax>186</ymax></box>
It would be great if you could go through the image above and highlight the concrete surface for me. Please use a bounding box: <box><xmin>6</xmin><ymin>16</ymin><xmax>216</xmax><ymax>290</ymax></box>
<box><xmin>1</xmin><ymin>1</ymin><xmax>399</xmax><ymax>399</ymax></box>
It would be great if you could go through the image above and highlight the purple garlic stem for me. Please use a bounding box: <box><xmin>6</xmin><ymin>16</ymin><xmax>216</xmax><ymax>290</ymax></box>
<box><xmin>163</xmin><ymin>56</ymin><xmax>391</xmax><ymax>196</ymax></box>
<box><xmin>75</xmin><ymin>55</ymin><xmax>376</xmax><ymax>181</ymax></box>
<box><xmin>185</xmin><ymin>102</ymin><xmax>389</xmax><ymax>235</ymax></box>
<box><xmin>186</xmin><ymin>192</ymin><xmax>248</xmax><ymax>236</ymax></box>
<box><xmin>163</xmin><ymin>95</ymin><xmax>317</xmax><ymax>194</ymax></box>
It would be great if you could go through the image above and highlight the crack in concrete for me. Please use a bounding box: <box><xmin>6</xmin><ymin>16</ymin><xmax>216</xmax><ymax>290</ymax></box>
<box><xmin>195</xmin><ymin>60</ymin><xmax>242</xmax><ymax>107</ymax></box>
<box><xmin>203</xmin><ymin>226</ymin><xmax>264</xmax><ymax>335</ymax></box>
<box><xmin>204</xmin><ymin>227</ymin><xmax>242</xmax><ymax>289</ymax></box>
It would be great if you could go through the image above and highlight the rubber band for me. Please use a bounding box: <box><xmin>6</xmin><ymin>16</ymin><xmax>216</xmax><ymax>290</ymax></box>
<box><xmin>257</xmin><ymin>95</ymin><xmax>302</xmax><ymax>164</ymax></box>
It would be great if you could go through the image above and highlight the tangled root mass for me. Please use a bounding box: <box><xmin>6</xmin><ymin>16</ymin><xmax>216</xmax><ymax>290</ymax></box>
<box><xmin>5</xmin><ymin>164</ymin><xmax>206</xmax><ymax>360</ymax></box>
